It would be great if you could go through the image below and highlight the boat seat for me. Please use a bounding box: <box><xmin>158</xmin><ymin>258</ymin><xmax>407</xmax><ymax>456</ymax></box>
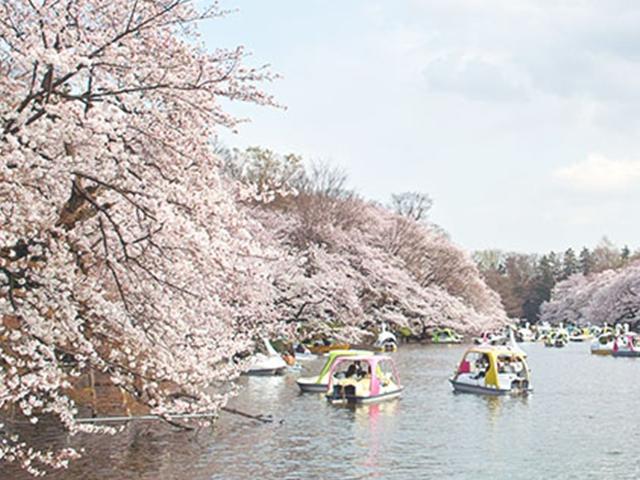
<box><xmin>458</xmin><ymin>360</ymin><xmax>471</xmax><ymax>374</ymax></box>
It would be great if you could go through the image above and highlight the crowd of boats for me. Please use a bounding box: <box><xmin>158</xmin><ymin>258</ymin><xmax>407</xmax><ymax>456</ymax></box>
<box><xmin>243</xmin><ymin>321</ymin><xmax>639</xmax><ymax>406</ymax></box>
<box><xmin>509</xmin><ymin>321</ymin><xmax>640</xmax><ymax>356</ymax></box>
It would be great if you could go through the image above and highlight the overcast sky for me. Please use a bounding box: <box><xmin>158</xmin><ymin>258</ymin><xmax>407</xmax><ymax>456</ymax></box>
<box><xmin>204</xmin><ymin>0</ymin><xmax>640</xmax><ymax>253</ymax></box>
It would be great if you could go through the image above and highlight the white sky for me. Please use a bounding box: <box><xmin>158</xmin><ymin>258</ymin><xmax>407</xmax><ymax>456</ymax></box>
<box><xmin>203</xmin><ymin>0</ymin><xmax>640</xmax><ymax>253</ymax></box>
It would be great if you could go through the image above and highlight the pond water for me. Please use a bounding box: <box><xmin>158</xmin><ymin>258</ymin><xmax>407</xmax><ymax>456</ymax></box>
<box><xmin>4</xmin><ymin>342</ymin><xmax>640</xmax><ymax>479</ymax></box>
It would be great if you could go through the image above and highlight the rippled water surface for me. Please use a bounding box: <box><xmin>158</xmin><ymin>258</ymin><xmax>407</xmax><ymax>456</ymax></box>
<box><xmin>5</xmin><ymin>343</ymin><xmax>640</xmax><ymax>479</ymax></box>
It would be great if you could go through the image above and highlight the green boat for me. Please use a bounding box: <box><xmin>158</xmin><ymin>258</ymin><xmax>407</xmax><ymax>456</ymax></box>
<box><xmin>296</xmin><ymin>349</ymin><xmax>373</xmax><ymax>393</ymax></box>
<box><xmin>431</xmin><ymin>328</ymin><xmax>463</xmax><ymax>344</ymax></box>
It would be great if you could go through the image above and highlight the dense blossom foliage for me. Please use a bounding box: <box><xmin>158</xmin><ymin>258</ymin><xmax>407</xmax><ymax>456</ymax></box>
<box><xmin>540</xmin><ymin>262</ymin><xmax>640</xmax><ymax>327</ymax></box>
<box><xmin>240</xmin><ymin>160</ymin><xmax>508</xmax><ymax>342</ymax></box>
<box><xmin>1</xmin><ymin>2</ymin><xmax>507</xmax><ymax>475</ymax></box>
<box><xmin>0</xmin><ymin>0</ymin><xmax>282</xmax><ymax>474</ymax></box>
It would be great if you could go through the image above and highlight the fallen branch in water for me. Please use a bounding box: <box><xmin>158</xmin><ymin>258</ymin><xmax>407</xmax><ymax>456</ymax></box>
<box><xmin>73</xmin><ymin>407</ymin><xmax>276</xmax><ymax>425</ymax></box>
<box><xmin>160</xmin><ymin>416</ymin><xmax>195</xmax><ymax>431</ymax></box>
<box><xmin>74</xmin><ymin>412</ymin><xmax>218</xmax><ymax>424</ymax></box>
<box><xmin>221</xmin><ymin>406</ymin><xmax>274</xmax><ymax>423</ymax></box>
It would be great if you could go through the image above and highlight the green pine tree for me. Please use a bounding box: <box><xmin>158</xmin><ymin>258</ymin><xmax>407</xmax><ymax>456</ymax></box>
<box><xmin>579</xmin><ymin>247</ymin><xmax>593</xmax><ymax>275</ymax></box>
<box><xmin>562</xmin><ymin>248</ymin><xmax>578</xmax><ymax>279</ymax></box>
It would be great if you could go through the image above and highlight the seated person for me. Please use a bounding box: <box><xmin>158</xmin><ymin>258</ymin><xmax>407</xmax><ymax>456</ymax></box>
<box><xmin>474</xmin><ymin>355</ymin><xmax>489</xmax><ymax>378</ymax></box>
<box><xmin>512</xmin><ymin>361</ymin><xmax>524</xmax><ymax>375</ymax></box>
<box><xmin>346</xmin><ymin>363</ymin><xmax>358</xmax><ymax>378</ymax></box>
<box><xmin>497</xmin><ymin>360</ymin><xmax>506</xmax><ymax>373</ymax></box>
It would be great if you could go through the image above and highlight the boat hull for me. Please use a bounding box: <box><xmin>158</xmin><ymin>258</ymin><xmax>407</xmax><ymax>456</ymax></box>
<box><xmin>612</xmin><ymin>350</ymin><xmax>640</xmax><ymax>358</ymax></box>
<box><xmin>449</xmin><ymin>379</ymin><xmax>531</xmax><ymax>396</ymax></box>
<box><xmin>326</xmin><ymin>388</ymin><xmax>403</xmax><ymax>405</ymax></box>
<box><xmin>244</xmin><ymin>367</ymin><xmax>286</xmax><ymax>376</ymax></box>
<box><xmin>377</xmin><ymin>343</ymin><xmax>398</xmax><ymax>352</ymax></box>
<box><xmin>294</xmin><ymin>354</ymin><xmax>317</xmax><ymax>362</ymax></box>
<box><xmin>297</xmin><ymin>381</ymin><xmax>329</xmax><ymax>393</ymax></box>
<box><xmin>591</xmin><ymin>348</ymin><xmax>613</xmax><ymax>356</ymax></box>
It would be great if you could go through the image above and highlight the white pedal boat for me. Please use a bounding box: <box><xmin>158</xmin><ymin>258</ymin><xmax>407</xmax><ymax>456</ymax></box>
<box><xmin>450</xmin><ymin>345</ymin><xmax>532</xmax><ymax>395</ymax></box>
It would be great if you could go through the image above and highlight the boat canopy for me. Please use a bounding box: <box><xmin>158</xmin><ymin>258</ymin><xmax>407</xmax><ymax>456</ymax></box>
<box><xmin>376</xmin><ymin>331</ymin><xmax>397</xmax><ymax>344</ymax></box>
<box><xmin>315</xmin><ymin>349</ymin><xmax>372</xmax><ymax>382</ymax></box>
<box><xmin>435</xmin><ymin>328</ymin><xmax>458</xmax><ymax>336</ymax></box>
<box><xmin>327</xmin><ymin>355</ymin><xmax>400</xmax><ymax>396</ymax></box>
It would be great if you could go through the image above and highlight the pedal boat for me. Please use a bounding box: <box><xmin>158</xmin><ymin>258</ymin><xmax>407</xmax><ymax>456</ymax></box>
<box><xmin>245</xmin><ymin>339</ymin><xmax>288</xmax><ymax>376</ymax></box>
<box><xmin>569</xmin><ymin>327</ymin><xmax>593</xmax><ymax>342</ymax></box>
<box><xmin>432</xmin><ymin>327</ymin><xmax>463</xmax><ymax>344</ymax></box>
<box><xmin>590</xmin><ymin>332</ymin><xmax>616</xmax><ymax>356</ymax></box>
<box><xmin>296</xmin><ymin>349</ymin><xmax>371</xmax><ymax>393</ymax></box>
<box><xmin>612</xmin><ymin>333</ymin><xmax>640</xmax><ymax>358</ymax></box>
<box><xmin>554</xmin><ymin>331</ymin><xmax>569</xmax><ymax>347</ymax></box>
<box><xmin>449</xmin><ymin>345</ymin><xmax>532</xmax><ymax>396</ymax></box>
<box><xmin>543</xmin><ymin>331</ymin><xmax>556</xmax><ymax>347</ymax></box>
<box><xmin>306</xmin><ymin>341</ymin><xmax>351</xmax><ymax>355</ymax></box>
<box><xmin>474</xmin><ymin>330</ymin><xmax>507</xmax><ymax>346</ymax></box>
<box><xmin>374</xmin><ymin>324</ymin><xmax>398</xmax><ymax>352</ymax></box>
<box><xmin>516</xmin><ymin>323</ymin><xmax>535</xmax><ymax>342</ymax></box>
<box><xmin>293</xmin><ymin>344</ymin><xmax>317</xmax><ymax>362</ymax></box>
<box><xmin>325</xmin><ymin>355</ymin><xmax>403</xmax><ymax>405</ymax></box>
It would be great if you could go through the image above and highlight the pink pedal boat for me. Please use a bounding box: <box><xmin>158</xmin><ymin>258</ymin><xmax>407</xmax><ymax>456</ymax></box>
<box><xmin>325</xmin><ymin>354</ymin><xmax>403</xmax><ymax>405</ymax></box>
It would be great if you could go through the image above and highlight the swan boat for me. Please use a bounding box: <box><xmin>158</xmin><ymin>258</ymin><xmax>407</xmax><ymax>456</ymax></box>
<box><xmin>245</xmin><ymin>339</ymin><xmax>288</xmax><ymax>376</ymax></box>
<box><xmin>374</xmin><ymin>323</ymin><xmax>398</xmax><ymax>352</ymax></box>
<box><xmin>590</xmin><ymin>332</ymin><xmax>616</xmax><ymax>356</ymax></box>
<box><xmin>569</xmin><ymin>327</ymin><xmax>593</xmax><ymax>342</ymax></box>
<box><xmin>473</xmin><ymin>330</ymin><xmax>507</xmax><ymax>346</ymax></box>
<box><xmin>432</xmin><ymin>328</ymin><xmax>463</xmax><ymax>344</ymax></box>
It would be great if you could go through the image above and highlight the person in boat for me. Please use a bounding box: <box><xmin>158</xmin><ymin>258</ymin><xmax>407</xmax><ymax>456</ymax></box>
<box><xmin>346</xmin><ymin>361</ymin><xmax>365</xmax><ymax>378</ymax></box>
<box><xmin>281</xmin><ymin>347</ymin><xmax>296</xmax><ymax>366</ymax></box>
<box><xmin>511</xmin><ymin>359</ymin><xmax>524</xmax><ymax>375</ymax></box>
<box><xmin>474</xmin><ymin>354</ymin><xmax>489</xmax><ymax>378</ymax></box>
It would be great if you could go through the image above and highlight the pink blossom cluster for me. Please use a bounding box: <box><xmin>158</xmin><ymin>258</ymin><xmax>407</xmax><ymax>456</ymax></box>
<box><xmin>249</xmin><ymin>194</ymin><xmax>508</xmax><ymax>342</ymax></box>
<box><xmin>1</xmin><ymin>0</ymin><xmax>281</xmax><ymax>474</ymax></box>
<box><xmin>0</xmin><ymin>0</ymin><xmax>507</xmax><ymax>475</ymax></box>
<box><xmin>540</xmin><ymin>261</ymin><xmax>640</xmax><ymax>326</ymax></box>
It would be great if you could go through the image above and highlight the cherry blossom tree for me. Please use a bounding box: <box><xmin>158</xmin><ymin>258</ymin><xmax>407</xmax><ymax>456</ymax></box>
<box><xmin>540</xmin><ymin>262</ymin><xmax>640</xmax><ymax>327</ymax></box>
<box><xmin>243</xmin><ymin>162</ymin><xmax>508</xmax><ymax>343</ymax></box>
<box><xmin>1</xmin><ymin>0</ymin><xmax>279</xmax><ymax>474</ymax></box>
<box><xmin>1</xmin><ymin>1</ymin><xmax>510</xmax><ymax>474</ymax></box>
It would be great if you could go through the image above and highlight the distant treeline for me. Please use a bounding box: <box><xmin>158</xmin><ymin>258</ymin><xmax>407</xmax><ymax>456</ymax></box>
<box><xmin>474</xmin><ymin>239</ymin><xmax>638</xmax><ymax>323</ymax></box>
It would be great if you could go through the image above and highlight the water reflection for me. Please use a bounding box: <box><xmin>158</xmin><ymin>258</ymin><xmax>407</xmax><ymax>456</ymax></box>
<box><xmin>5</xmin><ymin>343</ymin><xmax>640</xmax><ymax>479</ymax></box>
<box><xmin>362</xmin><ymin>401</ymin><xmax>399</xmax><ymax>477</ymax></box>
<box><xmin>483</xmin><ymin>395</ymin><xmax>503</xmax><ymax>424</ymax></box>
